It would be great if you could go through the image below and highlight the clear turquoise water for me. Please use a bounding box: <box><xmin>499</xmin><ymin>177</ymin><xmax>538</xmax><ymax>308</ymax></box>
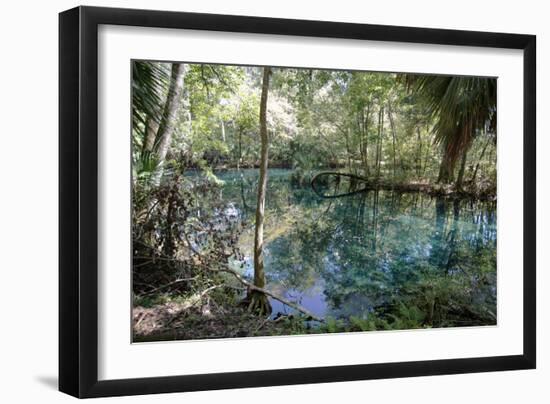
<box><xmin>206</xmin><ymin>169</ymin><xmax>497</xmax><ymax>327</ymax></box>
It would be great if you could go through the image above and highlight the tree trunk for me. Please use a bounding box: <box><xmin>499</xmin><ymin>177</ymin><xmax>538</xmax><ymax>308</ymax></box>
<box><xmin>357</xmin><ymin>114</ymin><xmax>366</xmax><ymax>175</ymax></box>
<box><xmin>422</xmin><ymin>122</ymin><xmax>431</xmax><ymax>176</ymax></box>
<box><xmin>387</xmin><ymin>102</ymin><xmax>398</xmax><ymax>181</ymax></box>
<box><xmin>152</xmin><ymin>63</ymin><xmax>187</xmax><ymax>184</ymax></box>
<box><xmin>356</xmin><ymin>112</ymin><xmax>365</xmax><ymax>167</ymax></box>
<box><xmin>455</xmin><ymin>148</ymin><xmax>469</xmax><ymax>191</ymax></box>
<box><xmin>143</xmin><ymin>116</ymin><xmax>159</xmax><ymax>154</ymax></box>
<box><xmin>344</xmin><ymin>127</ymin><xmax>352</xmax><ymax>171</ymax></box>
<box><xmin>375</xmin><ymin>106</ymin><xmax>384</xmax><ymax>181</ymax></box>
<box><xmin>416</xmin><ymin>126</ymin><xmax>423</xmax><ymax>177</ymax></box>
<box><xmin>470</xmin><ymin>136</ymin><xmax>492</xmax><ymax>185</ymax></box>
<box><xmin>437</xmin><ymin>145</ymin><xmax>456</xmax><ymax>184</ymax></box>
<box><xmin>363</xmin><ymin>104</ymin><xmax>371</xmax><ymax>177</ymax></box>
<box><xmin>237</xmin><ymin>127</ymin><xmax>243</xmax><ymax>170</ymax></box>
<box><xmin>249</xmin><ymin>66</ymin><xmax>272</xmax><ymax>315</ymax></box>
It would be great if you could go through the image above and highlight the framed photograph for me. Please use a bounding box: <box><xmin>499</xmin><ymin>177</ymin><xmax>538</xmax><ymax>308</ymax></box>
<box><xmin>59</xmin><ymin>6</ymin><xmax>536</xmax><ymax>398</ymax></box>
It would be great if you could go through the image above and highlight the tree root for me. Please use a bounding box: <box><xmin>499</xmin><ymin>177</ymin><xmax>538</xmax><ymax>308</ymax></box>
<box><xmin>246</xmin><ymin>290</ymin><xmax>272</xmax><ymax>316</ymax></box>
<box><xmin>143</xmin><ymin>254</ymin><xmax>323</xmax><ymax>322</ymax></box>
<box><xmin>214</xmin><ymin>266</ymin><xmax>322</xmax><ymax>322</ymax></box>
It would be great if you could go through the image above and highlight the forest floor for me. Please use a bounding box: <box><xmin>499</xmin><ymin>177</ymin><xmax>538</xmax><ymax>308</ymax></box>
<box><xmin>133</xmin><ymin>301</ymin><xmax>313</xmax><ymax>342</ymax></box>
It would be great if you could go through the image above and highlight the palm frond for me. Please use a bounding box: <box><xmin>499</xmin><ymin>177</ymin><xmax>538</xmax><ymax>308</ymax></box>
<box><xmin>132</xmin><ymin>61</ymin><xmax>170</xmax><ymax>138</ymax></box>
<box><xmin>404</xmin><ymin>74</ymin><xmax>496</xmax><ymax>164</ymax></box>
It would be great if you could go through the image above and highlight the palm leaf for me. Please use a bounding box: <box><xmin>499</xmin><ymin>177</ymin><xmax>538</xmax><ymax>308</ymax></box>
<box><xmin>132</xmin><ymin>61</ymin><xmax>170</xmax><ymax>138</ymax></box>
<box><xmin>403</xmin><ymin>74</ymin><xmax>496</xmax><ymax>165</ymax></box>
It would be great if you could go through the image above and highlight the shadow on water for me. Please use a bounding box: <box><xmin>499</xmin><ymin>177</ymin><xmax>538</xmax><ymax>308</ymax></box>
<box><xmin>211</xmin><ymin>169</ymin><xmax>497</xmax><ymax>328</ymax></box>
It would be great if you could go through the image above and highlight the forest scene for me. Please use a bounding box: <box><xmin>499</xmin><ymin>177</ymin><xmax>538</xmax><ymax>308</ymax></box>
<box><xmin>131</xmin><ymin>60</ymin><xmax>497</xmax><ymax>342</ymax></box>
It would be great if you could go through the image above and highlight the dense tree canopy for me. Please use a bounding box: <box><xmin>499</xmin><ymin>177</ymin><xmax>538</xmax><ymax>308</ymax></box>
<box><xmin>132</xmin><ymin>61</ymin><xmax>496</xmax><ymax>192</ymax></box>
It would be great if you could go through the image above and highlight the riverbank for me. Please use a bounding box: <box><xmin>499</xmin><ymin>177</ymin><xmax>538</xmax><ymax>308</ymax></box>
<box><xmin>133</xmin><ymin>301</ymin><xmax>317</xmax><ymax>341</ymax></box>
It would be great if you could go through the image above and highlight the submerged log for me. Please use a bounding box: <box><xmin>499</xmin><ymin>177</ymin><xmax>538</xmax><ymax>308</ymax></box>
<box><xmin>311</xmin><ymin>171</ymin><xmax>495</xmax><ymax>200</ymax></box>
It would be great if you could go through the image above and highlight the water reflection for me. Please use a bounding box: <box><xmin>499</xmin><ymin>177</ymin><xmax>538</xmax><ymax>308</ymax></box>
<box><xmin>216</xmin><ymin>169</ymin><xmax>497</xmax><ymax>328</ymax></box>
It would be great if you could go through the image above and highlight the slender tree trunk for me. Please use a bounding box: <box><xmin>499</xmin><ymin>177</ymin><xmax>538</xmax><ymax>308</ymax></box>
<box><xmin>249</xmin><ymin>66</ymin><xmax>272</xmax><ymax>315</ymax></box>
<box><xmin>387</xmin><ymin>102</ymin><xmax>398</xmax><ymax>181</ymax></box>
<box><xmin>344</xmin><ymin>127</ymin><xmax>352</xmax><ymax>170</ymax></box>
<box><xmin>455</xmin><ymin>148</ymin><xmax>469</xmax><ymax>191</ymax></box>
<box><xmin>422</xmin><ymin>122</ymin><xmax>431</xmax><ymax>176</ymax></box>
<box><xmin>358</xmin><ymin>109</ymin><xmax>369</xmax><ymax>176</ymax></box>
<box><xmin>237</xmin><ymin>127</ymin><xmax>243</xmax><ymax>170</ymax></box>
<box><xmin>182</xmin><ymin>87</ymin><xmax>192</xmax><ymax>136</ymax></box>
<box><xmin>470</xmin><ymin>136</ymin><xmax>492</xmax><ymax>185</ymax></box>
<box><xmin>360</xmin><ymin>110</ymin><xmax>366</xmax><ymax>173</ymax></box>
<box><xmin>437</xmin><ymin>145</ymin><xmax>456</xmax><ymax>184</ymax></box>
<box><xmin>152</xmin><ymin>63</ymin><xmax>187</xmax><ymax>184</ymax></box>
<box><xmin>363</xmin><ymin>104</ymin><xmax>370</xmax><ymax>177</ymax></box>
<box><xmin>422</xmin><ymin>141</ymin><xmax>433</xmax><ymax>177</ymax></box>
<box><xmin>375</xmin><ymin>106</ymin><xmax>384</xmax><ymax>181</ymax></box>
<box><xmin>143</xmin><ymin>116</ymin><xmax>159</xmax><ymax>154</ymax></box>
<box><xmin>416</xmin><ymin>126</ymin><xmax>423</xmax><ymax>178</ymax></box>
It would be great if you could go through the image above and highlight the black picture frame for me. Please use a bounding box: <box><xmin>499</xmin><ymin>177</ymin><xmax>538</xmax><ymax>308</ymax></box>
<box><xmin>59</xmin><ymin>5</ymin><xmax>536</xmax><ymax>398</ymax></box>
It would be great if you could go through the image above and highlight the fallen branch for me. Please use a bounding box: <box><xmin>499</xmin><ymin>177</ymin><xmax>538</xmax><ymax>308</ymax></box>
<box><xmin>135</xmin><ymin>229</ymin><xmax>325</xmax><ymax>324</ymax></box>
<box><xmin>134</xmin><ymin>311</ymin><xmax>147</xmax><ymax>329</ymax></box>
<box><xmin>208</xmin><ymin>265</ymin><xmax>323</xmax><ymax>322</ymax></box>
<box><xmin>140</xmin><ymin>252</ymin><xmax>323</xmax><ymax>322</ymax></box>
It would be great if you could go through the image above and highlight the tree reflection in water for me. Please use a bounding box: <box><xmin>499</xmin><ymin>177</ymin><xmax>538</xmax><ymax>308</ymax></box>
<box><xmin>217</xmin><ymin>169</ymin><xmax>497</xmax><ymax>330</ymax></box>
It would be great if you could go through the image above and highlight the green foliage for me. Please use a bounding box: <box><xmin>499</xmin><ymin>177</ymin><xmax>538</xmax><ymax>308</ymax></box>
<box><xmin>132</xmin><ymin>61</ymin><xmax>170</xmax><ymax>137</ymax></box>
<box><xmin>132</xmin><ymin>61</ymin><xmax>497</xmax><ymax>191</ymax></box>
<box><xmin>405</xmin><ymin>75</ymin><xmax>497</xmax><ymax>182</ymax></box>
<box><xmin>132</xmin><ymin>151</ymin><xmax>159</xmax><ymax>183</ymax></box>
<box><xmin>131</xmin><ymin>61</ymin><xmax>498</xmax><ymax>341</ymax></box>
<box><xmin>324</xmin><ymin>317</ymin><xmax>344</xmax><ymax>333</ymax></box>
